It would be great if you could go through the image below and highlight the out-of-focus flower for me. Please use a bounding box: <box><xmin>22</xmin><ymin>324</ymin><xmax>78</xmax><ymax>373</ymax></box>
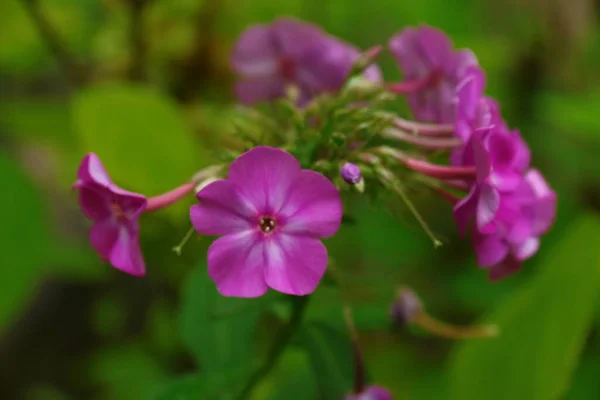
<box><xmin>388</xmin><ymin>25</ymin><xmax>477</xmax><ymax>123</ymax></box>
<box><xmin>340</xmin><ymin>162</ymin><xmax>362</xmax><ymax>185</ymax></box>
<box><xmin>390</xmin><ymin>287</ymin><xmax>422</xmax><ymax>325</ymax></box>
<box><xmin>453</xmin><ymin>127</ymin><xmax>556</xmax><ymax>279</ymax></box>
<box><xmin>74</xmin><ymin>153</ymin><xmax>148</xmax><ymax>276</ymax></box>
<box><xmin>472</xmin><ymin>169</ymin><xmax>557</xmax><ymax>280</ymax></box>
<box><xmin>344</xmin><ymin>385</ymin><xmax>393</xmax><ymax>400</ymax></box>
<box><xmin>190</xmin><ymin>146</ymin><xmax>343</xmax><ymax>297</ymax></box>
<box><xmin>231</xmin><ymin>17</ymin><xmax>381</xmax><ymax>105</ymax></box>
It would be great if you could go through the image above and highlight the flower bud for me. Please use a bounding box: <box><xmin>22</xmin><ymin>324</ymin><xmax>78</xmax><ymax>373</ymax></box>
<box><xmin>341</xmin><ymin>162</ymin><xmax>362</xmax><ymax>185</ymax></box>
<box><xmin>344</xmin><ymin>385</ymin><xmax>393</xmax><ymax>400</ymax></box>
<box><xmin>390</xmin><ymin>287</ymin><xmax>422</xmax><ymax>325</ymax></box>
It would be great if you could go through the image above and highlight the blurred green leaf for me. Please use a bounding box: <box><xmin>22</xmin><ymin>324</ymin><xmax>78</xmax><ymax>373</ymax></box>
<box><xmin>179</xmin><ymin>263</ymin><xmax>263</xmax><ymax>371</ymax></box>
<box><xmin>0</xmin><ymin>151</ymin><xmax>49</xmax><ymax>328</ymax></box>
<box><xmin>152</xmin><ymin>367</ymin><xmax>249</xmax><ymax>400</ymax></box>
<box><xmin>449</xmin><ymin>214</ymin><xmax>600</xmax><ymax>400</ymax></box>
<box><xmin>73</xmin><ymin>84</ymin><xmax>203</xmax><ymax>208</ymax></box>
<box><xmin>262</xmin><ymin>350</ymin><xmax>317</xmax><ymax>400</ymax></box>
<box><xmin>298</xmin><ymin>322</ymin><xmax>354</xmax><ymax>399</ymax></box>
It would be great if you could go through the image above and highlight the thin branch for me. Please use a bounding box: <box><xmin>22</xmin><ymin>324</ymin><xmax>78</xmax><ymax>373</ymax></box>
<box><xmin>19</xmin><ymin>0</ymin><xmax>87</xmax><ymax>87</ymax></box>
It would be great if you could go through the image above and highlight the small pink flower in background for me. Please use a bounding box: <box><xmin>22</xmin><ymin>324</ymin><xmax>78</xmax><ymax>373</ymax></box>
<box><xmin>344</xmin><ymin>385</ymin><xmax>393</xmax><ymax>400</ymax></box>
<box><xmin>388</xmin><ymin>25</ymin><xmax>477</xmax><ymax>123</ymax></box>
<box><xmin>190</xmin><ymin>146</ymin><xmax>343</xmax><ymax>298</ymax></box>
<box><xmin>231</xmin><ymin>17</ymin><xmax>381</xmax><ymax>105</ymax></box>
<box><xmin>74</xmin><ymin>153</ymin><xmax>147</xmax><ymax>276</ymax></box>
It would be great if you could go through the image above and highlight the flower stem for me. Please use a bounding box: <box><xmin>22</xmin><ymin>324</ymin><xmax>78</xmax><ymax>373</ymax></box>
<box><xmin>377</xmin><ymin>147</ymin><xmax>476</xmax><ymax>180</ymax></box>
<box><xmin>381</xmin><ymin>127</ymin><xmax>462</xmax><ymax>150</ymax></box>
<box><xmin>413</xmin><ymin>312</ymin><xmax>499</xmax><ymax>339</ymax></box>
<box><xmin>235</xmin><ymin>295</ymin><xmax>311</xmax><ymax>400</ymax></box>
<box><xmin>145</xmin><ymin>183</ymin><xmax>195</xmax><ymax>212</ymax></box>
<box><xmin>393</xmin><ymin>118</ymin><xmax>455</xmax><ymax>136</ymax></box>
<box><xmin>387</xmin><ymin>74</ymin><xmax>433</xmax><ymax>93</ymax></box>
<box><xmin>343</xmin><ymin>306</ymin><xmax>365</xmax><ymax>394</ymax></box>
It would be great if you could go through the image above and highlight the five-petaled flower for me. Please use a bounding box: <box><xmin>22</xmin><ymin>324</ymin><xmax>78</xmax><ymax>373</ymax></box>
<box><xmin>190</xmin><ymin>146</ymin><xmax>343</xmax><ymax>297</ymax></box>
<box><xmin>74</xmin><ymin>153</ymin><xmax>147</xmax><ymax>276</ymax></box>
<box><xmin>231</xmin><ymin>17</ymin><xmax>381</xmax><ymax>105</ymax></box>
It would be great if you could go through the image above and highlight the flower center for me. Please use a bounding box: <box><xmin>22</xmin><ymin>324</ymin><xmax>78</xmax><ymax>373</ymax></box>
<box><xmin>278</xmin><ymin>57</ymin><xmax>296</xmax><ymax>82</ymax></box>
<box><xmin>259</xmin><ymin>216</ymin><xmax>276</xmax><ymax>233</ymax></box>
<box><xmin>111</xmin><ymin>202</ymin><xmax>126</xmax><ymax>221</ymax></box>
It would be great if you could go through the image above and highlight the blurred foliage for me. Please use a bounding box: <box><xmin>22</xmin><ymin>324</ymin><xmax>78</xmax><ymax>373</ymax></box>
<box><xmin>1</xmin><ymin>0</ymin><xmax>600</xmax><ymax>399</ymax></box>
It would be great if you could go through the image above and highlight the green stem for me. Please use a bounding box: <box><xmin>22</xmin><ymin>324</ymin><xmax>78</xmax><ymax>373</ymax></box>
<box><xmin>235</xmin><ymin>295</ymin><xmax>311</xmax><ymax>400</ymax></box>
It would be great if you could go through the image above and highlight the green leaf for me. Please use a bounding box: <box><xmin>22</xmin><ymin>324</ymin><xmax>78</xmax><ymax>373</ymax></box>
<box><xmin>298</xmin><ymin>322</ymin><xmax>354</xmax><ymax>399</ymax></box>
<box><xmin>261</xmin><ymin>350</ymin><xmax>317</xmax><ymax>400</ymax></box>
<box><xmin>179</xmin><ymin>263</ymin><xmax>263</xmax><ymax>371</ymax></box>
<box><xmin>0</xmin><ymin>151</ymin><xmax>50</xmax><ymax>328</ymax></box>
<box><xmin>73</xmin><ymin>84</ymin><xmax>202</xmax><ymax>202</ymax></box>
<box><xmin>449</xmin><ymin>214</ymin><xmax>600</xmax><ymax>400</ymax></box>
<box><xmin>151</xmin><ymin>368</ymin><xmax>250</xmax><ymax>400</ymax></box>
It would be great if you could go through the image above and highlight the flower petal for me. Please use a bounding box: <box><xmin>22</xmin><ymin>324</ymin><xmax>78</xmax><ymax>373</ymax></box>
<box><xmin>473</xmin><ymin>231</ymin><xmax>508</xmax><ymax>267</ymax></box>
<box><xmin>230</xmin><ymin>25</ymin><xmax>279</xmax><ymax>78</ymax></box>
<box><xmin>227</xmin><ymin>146</ymin><xmax>301</xmax><ymax>214</ymax></box>
<box><xmin>453</xmin><ymin>185</ymin><xmax>478</xmax><ymax>235</ymax></box>
<box><xmin>77</xmin><ymin>153</ymin><xmax>112</xmax><ymax>186</ymax></box>
<box><xmin>477</xmin><ymin>184</ymin><xmax>500</xmax><ymax>232</ymax></box>
<box><xmin>207</xmin><ymin>230</ymin><xmax>268</xmax><ymax>298</ymax></box>
<box><xmin>271</xmin><ymin>17</ymin><xmax>325</xmax><ymax>58</ymax></box>
<box><xmin>191</xmin><ymin>180</ymin><xmax>255</xmax><ymax>235</ymax></box>
<box><xmin>79</xmin><ymin>186</ymin><xmax>112</xmax><ymax>221</ymax></box>
<box><xmin>264</xmin><ymin>233</ymin><xmax>328</xmax><ymax>295</ymax></box>
<box><xmin>90</xmin><ymin>218</ymin><xmax>119</xmax><ymax>260</ymax></box>
<box><xmin>109</xmin><ymin>223</ymin><xmax>145</xmax><ymax>276</ymax></box>
<box><xmin>489</xmin><ymin>257</ymin><xmax>521</xmax><ymax>281</ymax></box>
<box><xmin>234</xmin><ymin>78</ymin><xmax>286</xmax><ymax>105</ymax></box>
<box><xmin>279</xmin><ymin>170</ymin><xmax>342</xmax><ymax>238</ymax></box>
<box><xmin>512</xmin><ymin>237</ymin><xmax>540</xmax><ymax>261</ymax></box>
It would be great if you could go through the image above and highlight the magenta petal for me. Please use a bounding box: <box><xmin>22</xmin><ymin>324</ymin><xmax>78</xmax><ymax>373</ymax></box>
<box><xmin>477</xmin><ymin>184</ymin><xmax>500</xmax><ymax>232</ymax></box>
<box><xmin>279</xmin><ymin>170</ymin><xmax>342</xmax><ymax>238</ymax></box>
<box><xmin>230</xmin><ymin>25</ymin><xmax>279</xmax><ymax>78</ymax></box>
<box><xmin>271</xmin><ymin>17</ymin><xmax>325</xmax><ymax>58</ymax></box>
<box><xmin>207</xmin><ymin>231</ymin><xmax>268</xmax><ymax>298</ymax></box>
<box><xmin>264</xmin><ymin>233</ymin><xmax>328</xmax><ymax>296</ymax></box>
<box><xmin>227</xmin><ymin>147</ymin><xmax>301</xmax><ymax>213</ymax></box>
<box><xmin>489</xmin><ymin>257</ymin><xmax>521</xmax><ymax>281</ymax></box>
<box><xmin>90</xmin><ymin>218</ymin><xmax>119</xmax><ymax>260</ymax></box>
<box><xmin>512</xmin><ymin>237</ymin><xmax>540</xmax><ymax>261</ymax></box>
<box><xmin>79</xmin><ymin>186</ymin><xmax>112</xmax><ymax>221</ymax></box>
<box><xmin>109</xmin><ymin>224</ymin><xmax>145</xmax><ymax>276</ymax></box>
<box><xmin>77</xmin><ymin>153</ymin><xmax>112</xmax><ymax>186</ymax></box>
<box><xmin>453</xmin><ymin>186</ymin><xmax>478</xmax><ymax>235</ymax></box>
<box><xmin>234</xmin><ymin>78</ymin><xmax>286</xmax><ymax>105</ymax></box>
<box><xmin>473</xmin><ymin>231</ymin><xmax>509</xmax><ymax>267</ymax></box>
<box><xmin>191</xmin><ymin>180</ymin><xmax>255</xmax><ymax>235</ymax></box>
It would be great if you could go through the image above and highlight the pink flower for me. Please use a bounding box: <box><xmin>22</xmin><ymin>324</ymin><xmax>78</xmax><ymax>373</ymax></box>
<box><xmin>345</xmin><ymin>386</ymin><xmax>393</xmax><ymax>400</ymax></box>
<box><xmin>231</xmin><ymin>18</ymin><xmax>381</xmax><ymax>105</ymax></box>
<box><xmin>472</xmin><ymin>169</ymin><xmax>557</xmax><ymax>280</ymax></box>
<box><xmin>73</xmin><ymin>153</ymin><xmax>147</xmax><ymax>276</ymax></box>
<box><xmin>190</xmin><ymin>146</ymin><xmax>343</xmax><ymax>297</ymax></box>
<box><xmin>388</xmin><ymin>25</ymin><xmax>477</xmax><ymax>123</ymax></box>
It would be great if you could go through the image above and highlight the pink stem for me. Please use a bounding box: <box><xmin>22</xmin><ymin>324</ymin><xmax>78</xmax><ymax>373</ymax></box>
<box><xmin>444</xmin><ymin>179</ymin><xmax>470</xmax><ymax>191</ymax></box>
<box><xmin>377</xmin><ymin>147</ymin><xmax>476</xmax><ymax>180</ymax></box>
<box><xmin>435</xmin><ymin>187</ymin><xmax>461</xmax><ymax>205</ymax></box>
<box><xmin>382</xmin><ymin>127</ymin><xmax>462</xmax><ymax>150</ymax></box>
<box><xmin>404</xmin><ymin>158</ymin><xmax>476</xmax><ymax>180</ymax></box>
<box><xmin>387</xmin><ymin>74</ymin><xmax>433</xmax><ymax>93</ymax></box>
<box><xmin>145</xmin><ymin>182</ymin><xmax>195</xmax><ymax>212</ymax></box>
<box><xmin>393</xmin><ymin>118</ymin><xmax>455</xmax><ymax>137</ymax></box>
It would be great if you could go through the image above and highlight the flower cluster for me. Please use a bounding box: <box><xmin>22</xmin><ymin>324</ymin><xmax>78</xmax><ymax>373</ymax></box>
<box><xmin>387</xmin><ymin>26</ymin><xmax>556</xmax><ymax>279</ymax></box>
<box><xmin>74</xmin><ymin>19</ymin><xmax>556</xmax><ymax>296</ymax></box>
